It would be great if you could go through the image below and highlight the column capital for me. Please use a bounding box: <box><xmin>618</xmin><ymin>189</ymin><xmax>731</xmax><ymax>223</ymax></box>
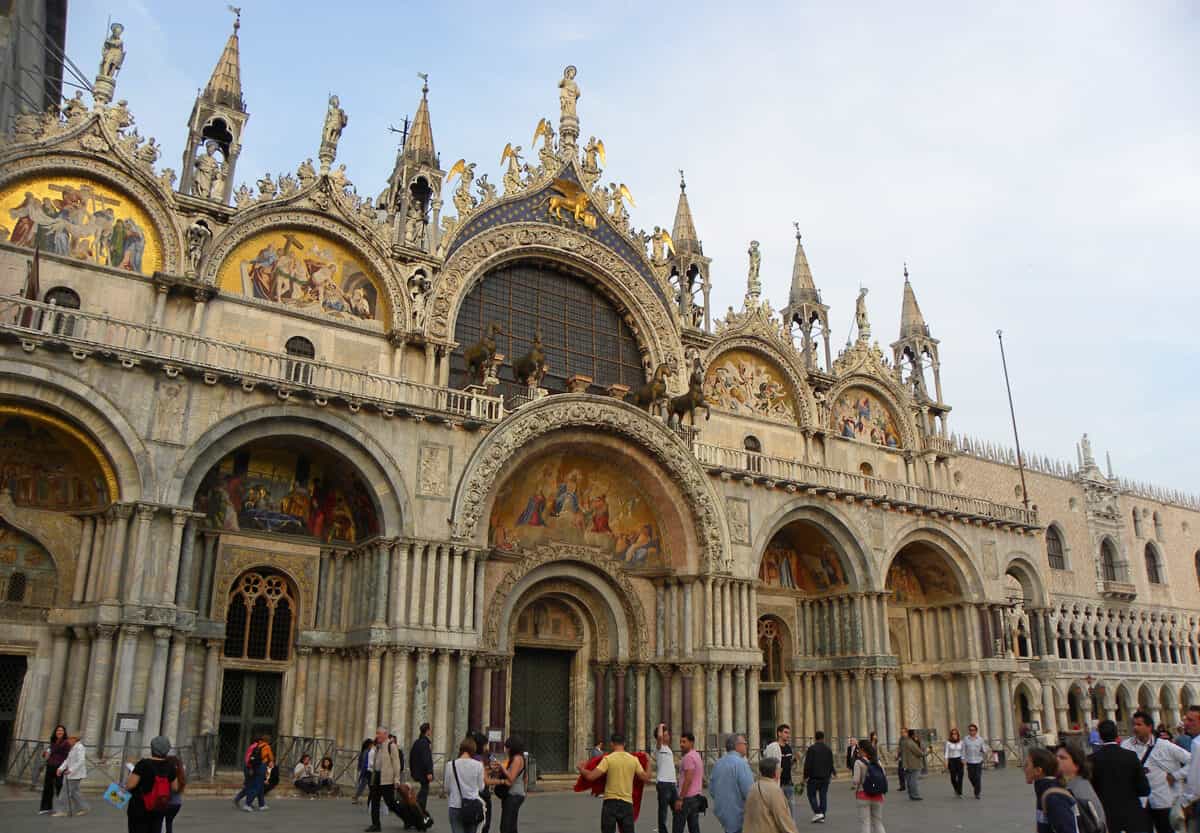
<box><xmin>152</xmin><ymin>626</ymin><xmax>172</xmax><ymax>641</ymax></box>
<box><xmin>109</xmin><ymin>503</ymin><xmax>135</xmax><ymax>521</ymax></box>
<box><xmin>368</xmin><ymin>646</ymin><xmax>386</xmax><ymax>660</ymax></box>
<box><xmin>135</xmin><ymin>503</ymin><xmax>157</xmax><ymax>521</ymax></box>
<box><xmin>297</xmin><ymin>645</ymin><xmax>314</xmax><ymax>656</ymax></box>
<box><xmin>392</xmin><ymin>646</ymin><xmax>413</xmax><ymax>659</ymax></box>
<box><xmin>871</xmin><ymin>670</ymin><xmax>886</xmax><ymax>682</ymax></box>
<box><xmin>678</xmin><ymin>664</ymin><xmax>699</xmax><ymax>677</ymax></box>
<box><xmin>170</xmin><ymin>507</ymin><xmax>192</xmax><ymax>525</ymax></box>
<box><xmin>733</xmin><ymin>666</ymin><xmax>747</xmax><ymax>679</ymax></box>
<box><xmin>120</xmin><ymin>623</ymin><xmax>144</xmax><ymax>637</ymax></box>
<box><xmin>415</xmin><ymin>646</ymin><xmax>436</xmax><ymax>659</ymax></box>
<box><xmin>611</xmin><ymin>663</ymin><xmax>627</xmax><ymax>678</ymax></box>
<box><xmin>205</xmin><ymin>638</ymin><xmax>223</xmax><ymax>650</ymax></box>
<box><xmin>94</xmin><ymin>624</ymin><xmax>119</xmax><ymax>640</ymax></box>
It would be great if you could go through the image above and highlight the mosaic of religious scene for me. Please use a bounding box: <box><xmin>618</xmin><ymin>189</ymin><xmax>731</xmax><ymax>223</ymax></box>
<box><xmin>515</xmin><ymin>598</ymin><xmax>580</xmax><ymax>643</ymax></box>
<box><xmin>0</xmin><ymin>518</ymin><xmax>57</xmax><ymax>605</ymax></box>
<box><xmin>194</xmin><ymin>439</ymin><xmax>378</xmax><ymax>543</ymax></box>
<box><xmin>831</xmin><ymin>386</ymin><xmax>901</xmax><ymax>447</ymax></box>
<box><xmin>886</xmin><ymin>548</ymin><xmax>961</xmax><ymax>603</ymax></box>
<box><xmin>703</xmin><ymin>350</ymin><xmax>796</xmax><ymax>422</ymax></box>
<box><xmin>0</xmin><ymin>176</ymin><xmax>162</xmax><ymax>274</ymax></box>
<box><xmin>490</xmin><ymin>450</ymin><xmax>664</xmax><ymax>566</ymax></box>
<box><xmin>758</xmin><ymin>523</ymin><xmax>848</xmax><ymax>593</ymax></box>
<box><xmin>0</xmin><ymin>411</ymin><xmax>111</xmax><ymax>511</ymax></box>
<box><xmin>216</xmin><ymin>229</ymin><xmax>383</xmax><ymax>322</ymax></box>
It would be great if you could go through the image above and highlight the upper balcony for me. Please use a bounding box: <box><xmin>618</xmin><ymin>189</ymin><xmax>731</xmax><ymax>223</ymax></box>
<box><xmin>695</xmin><ymin>442</ymin><xmax>1040</xmax><ymax>531</ymax></box>
<box><xmin>0</xmin><ymin>294</ymin><xmax>504</xmax><ymax>423</ymax></box>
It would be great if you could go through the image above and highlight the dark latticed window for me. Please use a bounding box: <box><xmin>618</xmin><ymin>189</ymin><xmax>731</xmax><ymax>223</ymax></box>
<box><xmin>1046</xmin><ymin>526</ymin><xmax>1066</xmax><ymax>570</ymax></box>
<box><xmin>1145</xmin><ymin>543</ymin><xmax>1163</xmax><ymax>585</ymax></box>
<box><xmin>451</xmin><ymin>260</ymin><xmax>645</xmax><ymax>397</ymax></box>
<box><xmin>224</xmin><ymin>570</ymin><xmax>295</xmax><ymax>661</ymax></box>
<box><xmin>1100</xmin><ymin>540</ymin><xmax>1120</xmax><ymax>582</ymax></box>
<box><xmin>5</xmin><ymin>571</ymin><xmax>26</xmax><ymax>603</ymax></box>
<box><xmin>758</xmin><ymin>618</ymin><xmax>784</xmax><ymax>682</ymax></box>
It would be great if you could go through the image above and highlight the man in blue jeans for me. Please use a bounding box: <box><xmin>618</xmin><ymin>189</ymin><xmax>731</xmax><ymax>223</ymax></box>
<box><xmin>801</xmin><ymin>730</ymin><xmax>835</xmax><ymax>822</ymax></box>
<box><xmin>653</xmin><ymin>724</ymin><xmax>678</xmax><ymax>833</ymax></box>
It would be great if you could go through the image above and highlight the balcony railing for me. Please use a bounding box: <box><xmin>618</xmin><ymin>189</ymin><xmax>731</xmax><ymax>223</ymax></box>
<box><xmin>695</xmin><ymin>442</ymin><xmax>1040</xmax><ymax>529</ymax></box>
<box><xmin>0</xmin><ymin>295</ymin><xmax>504</xmax><ymax>422</ymax></box>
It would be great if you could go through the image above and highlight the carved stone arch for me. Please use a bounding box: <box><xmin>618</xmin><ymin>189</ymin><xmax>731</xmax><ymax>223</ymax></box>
<box><xmin>826</xmin><ymin>373</ymin><xmax>919</xmax><ymax>450</ymax></box>
<box><xmin>882</xmin><ymin>522</ymin><xmax>986</xmax><ymax>601</ymax></box>
<box><xmin>0</xmin><ymin>146</ymin><xmax>184</xmax><ymax>274</ymax></box>
<box><xmin>701</xmin><ymin>337</ymin><xmax>816</xmax><ymax>427</ymax></box>
<box><xmin>0</xmin><ymin>358</ymin><xmax>149</xmax><ymax>501</ymax></box>
<box><xmin>1181</xmin><ymin>683</ymin><xmax>1199</xmax><ymax>707</ymax></box>
<box><xmin>429</xmin><ymin>223</ymin><xmax>684</xmax><ymax>382</ymax></box>
<box><xmin>450</xmin><ymin>394</ymin><xmax>727</xmax><ymax>570</ymax></box>
<box><xmin>483</xmin><ymin>546</ymin><xmax>650</xmax><ymax>661</ymax></box>
<box><xmin>213</xmin><ymin>555</ymin><xmax>316</xmax><ymax>631</ymax></box>
<box><xmin>0</xmin><ymin>493</ymin><xmax>78</xmax><ymax>607</ymax></box>
<box><xmin>165</xmin><ymin>404</ymin><xmax>411</xmax><ymax>537</ymax></box>
<box><xmin>1003</xmin><ymin>553</ymin><xmax>1047</xmax><ymax>607</ymax></box>
<box><xmin>200</xmin><ymin>206</ymin><xmax>408</xmax><ymax>333</ymax></box>
<box><xmin>1013</xmin><ymin>676</ymin><xmax>1043</xmax><ymax>706</ymax></box>
<box><xmin>509</xmin><ymin>579</ymin><xmax>612</xmax><ymax>660</ymax></box>
<box><xmin>750</xmin><ymin>500</ymin><xmax>875</xmax><ymax>591</ymax></box>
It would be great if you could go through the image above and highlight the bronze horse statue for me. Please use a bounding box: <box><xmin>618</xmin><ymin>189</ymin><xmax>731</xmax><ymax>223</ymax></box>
<box><xmin>668</xmin><ymin>359</ymin><xmax>711</xmax><ymax>427</ymax></box>
<box><xmin>464</xmin><ymin>322</ymin><xmax>503</xmax><ymax>382</ymax></box>
<box><xmin>626</xmin><ymin>362</ymin><xmax>672</xmax><ymax>415</ymax></box>
<box><xmin>513</xmin><ymin>333</ymin><xmax>547</xmax><ymax>386</ymax></box>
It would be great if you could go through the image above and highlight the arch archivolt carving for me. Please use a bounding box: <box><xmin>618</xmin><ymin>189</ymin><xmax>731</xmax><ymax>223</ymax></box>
<box><xmin>701</xmin><ymin>337</ymin><xmax>816</xmax><ymax>428</ymax></box>
<box><xmin>199</xmin><ymin>206</ymin><xmax>408</xmax><ymax>333</ymax></box>
<box><xmin>0</xmin><ymin>148</ymin><xmax>183</xmax><ymax>274</ymax></box>
<box><xmin>882</xmin><ymin>521</ymin><xmax>986</xmax><ymax>600</ymax></box>
<box><xmin>451</xmin><ymin>395</ymin><xmax>727</xmax><ymax>570</ymax></box>
<box><xmin>750</xmin><ymin>500</ymin><xmax>874</xmax><ymax>591</ymax></box>
<box><xmin>482</xmin><ymin>545</ymin><xmax>650</xmax><ymax>661</ymax></box>
<box><xmin>826</xmin><ymin>373</ymin><xmax>919</xmax><ymax>451</ymax></box>
<box><xmin>510</xmin><ymin>579</ymin><xmax>612</xmax><ymax>660</ymax></box>
<box><xmin>429</xmin><ymin>223</ymin><xmax>683</xmax><ymax>379</ymax></box>
<box><xmin>1003</xmin><ymin>553</ymin><xmax>1047</xmax><ymax>607</ymax></box>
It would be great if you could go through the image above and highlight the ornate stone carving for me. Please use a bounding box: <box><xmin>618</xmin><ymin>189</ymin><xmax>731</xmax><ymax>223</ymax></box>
<box><xmin>430</xmin><ymin>222</ymin><xmax>682</xmax><ymax>377</ymax></box>
<box><xmin>211</xmin><ymin>543</ymin><xmax>320</xmax><ymax>629</ymax></box>
<box><xmin>450</xmin><ymin>395</ymin><xmax>728</xmax><ymax>570</ymax></box>
<box><xmin>417</xmin><ymin>444</ymin><xmax>451</xmax><ymax>498</ymax></box>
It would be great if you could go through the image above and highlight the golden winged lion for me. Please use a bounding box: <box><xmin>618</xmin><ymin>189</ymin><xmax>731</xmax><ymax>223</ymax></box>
<box><xmin>547</xmin><ymin>178</ymin><xmax>597</xmax><ymax>229</ymax></box>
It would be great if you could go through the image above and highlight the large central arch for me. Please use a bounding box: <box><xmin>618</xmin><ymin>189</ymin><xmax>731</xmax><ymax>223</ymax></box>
<box><xmin>451</xmin><ymin>395</ymin><xmax>729</xmax><ymax>570</ymax></box>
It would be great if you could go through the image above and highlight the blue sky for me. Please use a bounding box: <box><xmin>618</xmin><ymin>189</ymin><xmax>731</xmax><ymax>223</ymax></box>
<box><xmin>65</xmin><ymin>1</ymin><xmax>1199</xmax><ymax>494</ymax></box>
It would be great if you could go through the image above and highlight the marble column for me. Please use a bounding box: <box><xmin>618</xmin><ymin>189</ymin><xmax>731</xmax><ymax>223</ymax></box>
<box><xmin>72</xmin><ymin>517</ymin><xmax>95</xmax><ymax>603</ymax></box>
<box><xmin>703</xmin><ymin>578</ymin><xmax>714</xmax><ymax>648</ymax></box>
<box><xmin>885</xmin><ymin>673</ymin><xmax>900</xmax><ymax>751</ymax></box>
<box><xmin>41</xmin><ymin>629</ymin><xmax>70</xmax><ymax>738</ymax></box>
<box><xmin>390</xmin><ymin>542</ymin><xmax>408</xmax><ymax>627</ymax></box>
<box><xmin>62</xmin><ymin>631</ymin><xmax>91</xmax><ymax>731</ymax></box>
<box><xmin>719</xmin><ymin>667</ymin><xmax>733</xmax><ymax>735</ymax></box>
<box><xmin>1000</xmin><ymin>672</ymin><xmax>1015</xmax><ymax>745</ymax></box>
<box><xmin>683</xmin><ymin>581</ymin><xmax>694</xmax><ymax>656</ymax></box>
<box><xmin>747</xmin><ymin>667</ymin><xmax>760</xmax><ymax>750</ymax></box>
<box><xmin>594</xmin><ymin>665</ymin><xmax>608</xmax><ymax>743</ymax></box>
<box><xmin>635</xmin><ymin>665</ymin><xmax>648</xmax><ymax>751</ymax></box>
<box><xmin>290</xmin><ymin>647</ymin><xmax>311</xmax><ymax>737</ymax></box>
<box><xmin>614</xmin><ymin>666</ymin><xmax>628</xmax><ymax>736</ymax></box>
<box><xmin>449</xmin><ymin>548</ymin><xmax>464</xmax><ymax>630</ymax></box>
<box><xmin>490</xmin><ymin>659</ymin><xmax>508</xmax><ymax>733</ymax></box>
<box><xmin>142</xmin><ymin>627</ymin><xmax>172</xmax><ymax>740</ymax></box>
<box><xmin>101</xmin><ymin>505</ymin><xmax>133</xmax><ymax>603</ymax></box>
<box><xmin>314</xmin><ymin>649</ymin><xmax>332</xmax><ymax>738</ymax></box>
<box><xmin>422</xmin><ymin>545</ymin><xmax>437</xmax><ymax>627</ymax></box>
<box><xmin>966</xmin><ymin>671</ymin><xmax>982</xmax><ymax>729</ymax></box>
<box><xmin>705</xmin><ymin>666</ymin><xmax>719</xmax><ymax>747</ymax></box>
<box><xmin>413</xmin><ymin>649</ymin><xmax>433</xmax><ymax>739</ymax></box>
<box><xmin>463</xmin><ymin>550</ymin><xmax>477</xmax><ymax>631</ymax></box>
<box><xmin>199</xmin><ymin>640</ymin><xmax>221</xmax><ymax>735</ymax></box>
<box><xmin>1040</xmin><ymin>681</ymin><xmax>1057</xmax><ymax>737</ymax></box>
<box><xmin>455</xmin><ymin>652</ymin><xmax>471</xmax><ymax>744</ymax></box>
<box><xmin>160</xmin><ymin>509</ymin><xmax>189</xmax><ymax>604</ymax></box>
<box><xmin>721</xmin><ymin>581</ymin><xmax>732</xmax><ymax>648</ymax></box>
<box><xmin>791</xmin><ymin>672</ymin><xmax>804</xmax><ymax>740</ymax></box>
<box><xmin>655</xmin><ymin>584</ymin><xmax>666</xmax><ymax>657</ymax></box>
<box><xmin>920</xmin><ymin>675</ymin><xmax>936</xmax><ymax>734</ymax></box>
<box><xmin>803</xmin><ymin>674</ymin><xmax>816</xmax><ymax>743</ymax></box>
<box><xmin>106</xmin><ymin>625</ymin><xmax>142</xmax><ymax>748</ymax></box>
<box><xmin>175</xmin><ymin>517</ymin><xmax>200</xmax><ymax>607</ymax></box>
<box><xmin>126</xmin><ymin>505</ymin><xmax>155</xmax><ymax>603</ymax></box>
<box><xmin>871</xmin><ymin>673</ymin><xmax>886</xmax><ymax>740</ymax></box>
<box><xmin>734</xmin><ymin>666</ymin><xmax>747</xmax><ymax>734</ymax></box>
<box><xmin>840</xmin><ymin>672</ymin><xmax>853</xmax><ymax>743</ymax></box>
<box><xmin>364</xmin><ymin>648</ymin><xmax>383</xmax><ymax>737</ymax></box>
<box><xmin>983</xmin><ymin>673</ymin><xmax>1001</xmax><ymax>744</ymax></box>
<box><xmin>436</xmin><ymin>547</ymin><xmax>452</xmax><ymax>630</ymax></box>
<box><xmin>855</xmin><ymin>671</ymin><xmax>869</xmax><ymax>737</ymax></box>
<box><xmin>469</xmin><ymin>656</ymin><xmax>485</xmax><ymax>732</ymax></box>
<box><xmin>84</xmin><ymin>517</ymin><xmax>107</xmax><ymax>602</ymax></box>
<box><xmin>473</xmin><ymin>552</ymin><xmax>486</xmax><ymax>634</ymax></box>
<box><xmin>375</xmin><ymin>542</ymin><xmax>390</xmax><ymax>626</ymax></box>
<box><xmin>813</xmin><ymin>673</ymin><xmax>826</xmax><ymax>737</ymax></box>
<box><xmin>391</xmin><ymin>649</ymin><xmax>410</xmax><ymax>744</ymax></box>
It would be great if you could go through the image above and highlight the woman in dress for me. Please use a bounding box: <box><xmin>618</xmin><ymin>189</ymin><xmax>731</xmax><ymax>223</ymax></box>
<box><xmin>39</xmin><ymin>724</ymin><xmax>71</xmax><ymax>814</ymax></box>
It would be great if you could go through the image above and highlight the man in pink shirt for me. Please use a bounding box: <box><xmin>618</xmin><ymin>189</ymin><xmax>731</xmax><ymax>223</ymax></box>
<box><xmin>673</xmin><ymin>731</ymin><xmax>704</xmax><ymax>833</ymax></box>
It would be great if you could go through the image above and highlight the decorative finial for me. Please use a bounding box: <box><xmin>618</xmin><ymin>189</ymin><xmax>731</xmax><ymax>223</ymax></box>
<box><xmin>679</xmin><ymin>169</ymin><xmax>686</xmax><ymax>192</ymax></box>
<box><xmin>903</xmin><ymin>261</ymin><xmax>909</xmax><ymax>281</ymax></box>
<box><xmin>417</xmin><ymin>72</ymin><xmax>429</xmax><ymax>97</ymax></box>
<box><xmin>227</xmin><ymin>5</ymin><xmax>241</xmax><ymax>30</ymax></box>
<box><xmin>793</xmin><ymin>220</ymin><xmax>801</xmax><ymax>240</ymax></box>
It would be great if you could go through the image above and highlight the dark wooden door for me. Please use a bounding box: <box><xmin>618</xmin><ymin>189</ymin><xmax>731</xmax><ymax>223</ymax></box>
<box><xmin>0</xmin><ymin>655</ymin><xmax>28</xmax><ymax>773</ymax></box>
<box><xmin>510</xmin><ymin>648</ymin><xmax>572</xmax><ymax>772</ymax></box>
<box><xmin>217</xmin><ymin>670</ymin><xmax>281</xmax><ymax>768</ymax></box>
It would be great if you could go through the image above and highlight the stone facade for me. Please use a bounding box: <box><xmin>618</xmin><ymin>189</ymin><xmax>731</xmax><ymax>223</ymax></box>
<box><xmin>0</xmin><ymin>19</ymin><xmax>1197</xmax><ymax>777</ymax></box>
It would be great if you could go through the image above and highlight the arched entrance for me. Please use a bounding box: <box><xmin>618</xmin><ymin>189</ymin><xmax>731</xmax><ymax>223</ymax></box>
<box><xmin>756</xmin><ymin>616</ymin><xmax>790</xmax><ymax>750</ymax></box>
<box><xmin>885</xmin><ymin>539</ymin><xmax>968</xmax><ymax>739</ymax></box>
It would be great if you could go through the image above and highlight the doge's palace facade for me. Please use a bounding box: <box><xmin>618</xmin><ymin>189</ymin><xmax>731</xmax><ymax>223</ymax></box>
<box><xmin>0</xmin><ymin>17</ymin><xmax>1197</xmax><ymax>778</ymax></box>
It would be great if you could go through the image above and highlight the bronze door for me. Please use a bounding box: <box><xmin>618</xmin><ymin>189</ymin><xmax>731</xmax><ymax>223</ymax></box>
<box><xmin>217</xmin><ymin>670</ymin><xmax>281</xmax><ymax>768</ymax></box>
<box><xmin>0</xmin><ymin>655</ymin><xmax>27</xmax><ymax>773</ymax></box>
<box><xmin>510</xmin><ymin>648</ymin><xmax>571</xmax><ymax>773</ymax></box>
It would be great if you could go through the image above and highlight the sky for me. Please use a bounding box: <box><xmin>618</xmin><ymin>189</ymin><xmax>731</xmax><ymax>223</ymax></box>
<box><xmin>63</xmin><ymin>1</ymin><xmax>1199</xmax><ymax>494</ymax></box>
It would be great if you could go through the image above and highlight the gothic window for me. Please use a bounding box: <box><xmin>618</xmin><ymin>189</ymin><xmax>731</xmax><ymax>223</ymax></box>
<box><xmin>758</xmin><ymin>618</ymin><xmax>784</xmax><ymax>683</ymax></box>
<box><xmin>43</xmin><ymin>286</ymin><xmax>80</xmax><ymax>336</ymax></box>
<box><xmin>1145</xmin><ymin>544</ymin><xmax>1164</xmax><ymax>585</ymax></box>
<box><xmin>5</xmin><ymin>571</ymin><xmax>26</xmax><ymax>603</ymax></box>
<box><xmin>224</xmin><ymin>570</ymin><xmax>295</xmax><ymax>662</ymax></box>
<box><xmin>451</xmin><ymin>260</ymin><xmax>644</xmax><ymax>398</ymax></box>
<box><xmin>285</xmin><ymin>336</ymin><xmax>315</xmax><ymax>386</ymax></box>
<box><xmin>1046</xmin><ymin>526</ymin><xmax>1066</xmax><ymax>570</ymax></box>
<box><xmin>1100</xmin><ymin>539</ymin><xmax>1120</xmax><ymax>582</ymax></box>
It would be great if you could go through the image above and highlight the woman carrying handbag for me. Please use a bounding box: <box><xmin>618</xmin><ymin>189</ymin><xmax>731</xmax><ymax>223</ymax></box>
<box><xmin>446</xmin><ymin>737</ymin><xmax>486</xmax><ymax>833</ymax></box>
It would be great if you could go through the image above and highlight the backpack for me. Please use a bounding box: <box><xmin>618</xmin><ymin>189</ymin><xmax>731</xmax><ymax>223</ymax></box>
<box><xmin>142</xmin><ymin>765</ymin><xmax>172</xmax><ymax>813</ymax></box>
<box><xmin>1041</xmin><ymin>786</ymin><xmax>1094</xmax><ymax>833</ymax></box>
<box><xmin>244</xmin><ymin>742</ymin><xmax>262</xmax><ymax>777</ymax></box>
<box><xmin>862</xmin><ymin>761</ymin><xmax>889</xmax><ymax>796</ymax></box>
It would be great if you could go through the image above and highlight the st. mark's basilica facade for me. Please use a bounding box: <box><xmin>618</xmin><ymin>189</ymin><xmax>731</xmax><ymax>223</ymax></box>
<box><xmin>0</xmin><ymin>16</ymin><xmax>1198</xmax><ymax>778</ymax></box>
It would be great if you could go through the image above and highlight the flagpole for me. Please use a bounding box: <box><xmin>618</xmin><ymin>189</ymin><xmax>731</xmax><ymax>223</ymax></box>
<box><xmin>996</xmin><ymin>330</ymin><xmax>1029</xmax><ymax>510</ymax></box>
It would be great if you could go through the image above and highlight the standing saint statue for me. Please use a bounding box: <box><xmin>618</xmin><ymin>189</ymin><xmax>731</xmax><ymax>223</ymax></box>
<box><xmin>99</xmin><ymin>23</ymin><xmax>126</xmax><ymax>79</ymax></box>
<box><xmin>855</xmin><ymin>287</ymin><xmax>871</xmax><ymax>341</ymax></box>
<box><xmin>746</xmin><ymin>240</ymin><xmax>762</xmax><ymax>300</ymax></box>
<box><xmin>319</xmin><ymin>94</ymin><xmax>348</xmax><ymax>171</ymax></box>
<box><xmin>186</xmin><ymin>219</ymin><xmax>212</xmax><ymax>276</ymax></box>
<box><xmin>559</xmin><ymin>66</ymin><xmax>580</xmax><ymax>119</ymax></box>
<box><xmin>192</xmin><ymin>140</ymin><xmax>222</xmax><ymax>199</ymax></box>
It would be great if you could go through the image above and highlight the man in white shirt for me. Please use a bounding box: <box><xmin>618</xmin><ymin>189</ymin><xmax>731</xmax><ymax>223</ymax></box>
<box><xmin>1182</xmin><ymin>718</ymin><xmax>1200</xmax><ymax>833</ymax></box>
<box><xmin>762</xmin><ymin>724</ymin><xmax>797</xmax><ymax>825</ymax></box>
<box><xmin>654</xmin><ymin>723</ymin><xmax>678</xmax><ymax>833</ymax></box>
<box><xmin>1121</xmin><ymin>710</ymin><xmax>1191</xmax><ymax>833</ymax></box>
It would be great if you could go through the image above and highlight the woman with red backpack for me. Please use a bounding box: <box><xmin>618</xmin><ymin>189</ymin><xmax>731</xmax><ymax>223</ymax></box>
<box><xmin>852</xmin><ymin>740</ymin><xmax>888</xmax><ymax>833</ymax></box>
<box><xmin>124</xmin><ymin>735</ymin><xmax>179</xmax><ymax>833</ymax></box>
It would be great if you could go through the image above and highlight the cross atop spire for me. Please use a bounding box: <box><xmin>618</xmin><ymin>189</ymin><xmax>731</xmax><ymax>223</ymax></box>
<box><xmin>404</xmin><ymin>72</ymin><xmax>436</xmax><ymax>168</ymax></box>
<box><xmin>671</xmin><ymin>169</ymin><xmax>701</xmax><ymax>255</ymax></box>
<box><xmin>204</xmin><ymin>8</ymin><xmax>245</xmax><ymax>112</ymax></box>
<box><xmin>899</xmin><ymin>263</ymin><xmax>929</xmax><ymax>339</ymax></box>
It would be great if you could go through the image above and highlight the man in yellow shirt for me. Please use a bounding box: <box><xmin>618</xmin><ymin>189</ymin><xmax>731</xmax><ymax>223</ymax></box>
<box><xmin>578</xmin><ymin>733</ymin><xmax>652</xmax><ymax>833</ymax></box>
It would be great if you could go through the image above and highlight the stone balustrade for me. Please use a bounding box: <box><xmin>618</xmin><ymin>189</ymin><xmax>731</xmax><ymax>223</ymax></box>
<box><xmin>0</xmin><ymin>294</ymin><xmax>504</xmax><ymax>422</ymax></box>
<box><xmin>695</xmin><ymin>441</ymin><xmax>1040</xmax><ymax>529</ymax></box>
